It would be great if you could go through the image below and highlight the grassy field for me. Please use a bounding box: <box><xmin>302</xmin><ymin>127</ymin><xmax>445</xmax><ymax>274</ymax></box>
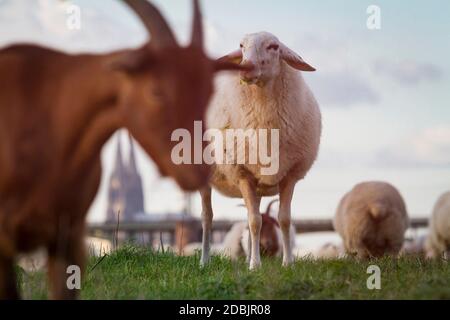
<box><xmin>18</xmin><ymin>245</ymin><xmax>450</xmax><ymax>299</ymax></box>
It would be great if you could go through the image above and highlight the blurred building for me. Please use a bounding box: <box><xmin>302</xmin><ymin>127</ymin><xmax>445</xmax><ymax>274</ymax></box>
<box><xmin>106</xmin><ymin>132</ymin><xmax>145</xmax><ymax>223</ymax></box>
<box><xmin>104</xmin><ymin>132</ymin><xmax>200</xmax><ymax>249</ymax></box>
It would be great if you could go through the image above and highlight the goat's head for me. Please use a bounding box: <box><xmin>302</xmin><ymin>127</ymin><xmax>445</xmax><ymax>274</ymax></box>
<box><xmin>218</xmin><ymin>31</ymin><xmax>315</xmax><ymax>87</ymax></box>
<box><xmin>110</xmin><ymin>0</ymin><xmax>247</xmax><ymax>190</ymax></box>
<box><xmin>260</xmin><ymin>199</ymin><xmax>280</xmax><ymax>256</ymax></box>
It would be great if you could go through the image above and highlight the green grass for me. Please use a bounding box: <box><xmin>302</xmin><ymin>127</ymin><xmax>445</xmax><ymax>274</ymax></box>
<box><xmin>18</xmin><ymin>245</ymin><xmax>450</xmax><ymax>299</ymax></box>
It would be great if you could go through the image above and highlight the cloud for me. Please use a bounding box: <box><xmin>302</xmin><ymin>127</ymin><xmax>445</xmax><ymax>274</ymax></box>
<box><xmin>0</xmin><ymin>0</ymin><xmax>145</xmax><ymax>52</ymax></box>
<box><xmin>373</xmin><ymin>59</ymin><xmax>444</xmax><ymax>86</ymax></box>
<box><xmin>305</xmin><ymin>71</ymin><xmax>380</xmax><ymax>107</ymax></box>
<box><xmin>375</xmin><ymin>126</ymin><xmax>450</xmax><ymax>168</ymax></box>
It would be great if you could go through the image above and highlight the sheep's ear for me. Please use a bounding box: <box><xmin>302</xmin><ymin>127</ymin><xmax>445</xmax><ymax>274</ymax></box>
<box><xmin>280</xmin><ymin>43</ymin><xmax>316</xmax><ymax>72</ymax></box>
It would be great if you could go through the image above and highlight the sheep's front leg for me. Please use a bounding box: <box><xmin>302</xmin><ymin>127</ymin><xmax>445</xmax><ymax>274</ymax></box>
<box><xmin>239</xmin><ymin>179</ymin><xmax>261</xmax><ymax>270</ymax></box>
<box><xmin>0</xmin><ymin>254</ymin><xmax>19</xmax><ymax>299</ymax></box>
<box><xmin>278</xmin><ymin>177</ymin><xmax>297</xmax><ymax>266</ymax></box>
<box><xmin>200</xmin><ymin>186</ymin><xmax>213</xmax><ymax>267</ymax></box>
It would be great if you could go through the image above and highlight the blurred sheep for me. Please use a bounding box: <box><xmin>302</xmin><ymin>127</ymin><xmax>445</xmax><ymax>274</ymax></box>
<box><xmin>425</xmin><ymin>191</ymin><xmax>450</xmax><ymax>259</ymax></box>
<box><xmin>333</xmin><ymin>181</ymin><xmax>409</xmax><ymax>259</ymax></box>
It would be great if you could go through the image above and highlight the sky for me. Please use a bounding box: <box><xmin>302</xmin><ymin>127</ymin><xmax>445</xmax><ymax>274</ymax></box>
<box><xmin>0</xmin><ymin>0</ymin><xmax>449</xmax><ymax>223</ymax></box>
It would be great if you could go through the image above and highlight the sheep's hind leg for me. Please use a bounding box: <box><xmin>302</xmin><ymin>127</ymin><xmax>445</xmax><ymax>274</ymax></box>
<box><xmin>278</xmin><ymin>177</ymin><xmax>297</xmax><ymax>266</ymax></box>
<box><xmin>200</xmin><ymin>186</ymin><xmax>213</xmax><ymax>267</ymax></box>
<box><xmin>239</xmin><ymin>179</ymin><xmax>261</xmax><ymax>270</ymax></box>
<box><xmin>0</xmin><ymin>254</ymin><xmax>19</xmax><ymax>299</ymax></box>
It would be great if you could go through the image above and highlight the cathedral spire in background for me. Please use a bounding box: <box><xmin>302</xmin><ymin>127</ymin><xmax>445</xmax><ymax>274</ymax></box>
<box><xmin>106</xmin><ymin>130</ymin><xmax>145</xmax><ymax>223</ymax></box>
<box><xmin>128</xmin><ymin>132</ymin><xmax>137</xmax><ymax>173</ymax></box>
<box><xmin>114</xmin><ymin>132</ymin><xmax>124</xmax><ymax>171</ymax></box>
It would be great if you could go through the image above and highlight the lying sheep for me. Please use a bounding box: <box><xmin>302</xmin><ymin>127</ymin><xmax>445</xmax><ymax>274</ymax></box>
<box><xmin>241</xmin><ymin>200</ymin><xmax>296</xmax><ymax>259</ymax></box>
<box><xmin>293</xmin><ymin>243</ymin><xmax>345</xmax><ymax>260</ymax></box>
<box><xmin>200</xmin><ymin>31</ymin><xmax>321</xmax><ymax>269</ymax></box>
<box><xmin>425</xmin><ymin>191</ymin><xmax>450</xmax><ymax>259</ymax></box>
<box><xmin>313</xmin><ymin>243</ymin><xmax>345</xmax><ymax>259</ymax></box>
<box><xmin>18</xmin><ymin>237</ymin><xmax>112</xmax><ymax>273</ymax></box>
<box><xmin>333</xmin><ymin>181</ymin><xmax>409</xmax><ymax>258</ymax></box>
<box><xmin>185</xmin><ymin>200</ymin><xmax>296</xmax><ymax>259</ymax></box>
<box><xmin>400</xmin><ymin>235</ymin><xmax>427</xmax><ymax>257</ymax></box>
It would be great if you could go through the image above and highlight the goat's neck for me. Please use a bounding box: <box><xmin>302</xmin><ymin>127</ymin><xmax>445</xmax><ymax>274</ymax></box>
<box><xmin>61</xmin><ymin>52</ymin><xmax>127</xmax><ymax>173</ymax></box>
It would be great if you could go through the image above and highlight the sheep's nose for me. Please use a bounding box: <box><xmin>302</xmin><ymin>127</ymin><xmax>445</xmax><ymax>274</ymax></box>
<box><xmin>241</xmin><ymin>60</ymin><xmax>255</xmax><ymax>70</ymax></box>
<box><xmin>241</xmin><ymin>74</ymin><xmax>258</xmax><ymax>83</ymax></box>
<box><xmin>240</xmin><ymin>61</ymin><xmax>257</xmax><ymax>81</ymax></box>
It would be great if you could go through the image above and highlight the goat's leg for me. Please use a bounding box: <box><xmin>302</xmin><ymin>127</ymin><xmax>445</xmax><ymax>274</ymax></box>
<box><xmin>200</xmin><ymin>186</ymin><xmax>213</xmax><ymax>267</ymax></box>
<box><xmin>0</xmin><ymin>254</ymin><xmax>19</xmax><ymax>299</ymax></box>
<box><xmin>239</xmin><ymin>179</ymin><xmax>261</xmax><ymax>270</ymax></box>
<box><xmin>278</xmin><ymin>177</ymin><xmax>297</xmax><ymax>266</ymax></box>
<box><xmin>47</xmin><ymin>226</ymin><xmax>85</xmax><ymax>300</ymax></box>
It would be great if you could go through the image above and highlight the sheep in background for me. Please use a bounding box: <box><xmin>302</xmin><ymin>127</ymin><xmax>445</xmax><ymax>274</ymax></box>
<box><xmin>17</xmin><ymin>237</ymin><xmax>112</xmax><ymax>273</ymax></box>
<box><xmin>333</xmin><ymin>181</ymin><xmax>409</xmax><ymax>259</ymax></box>
<box><xmin>293</xmin><ymin>243</ymin><xmax>345</xmax><ymax>260</ymax></box>
<box><xmin>200</xmin><ymin>31</ymin><xmax>321</xmax><ymax>269</ymax></box>
<box><xmin>313</xmin><ymin>243</ymin><xmax>345</xmax><ymax>259</ymax></box>
<box><xmin>184</xmin><ymin>200</ymin><xmax>296</xmax><ymax>259</ymax></box>
<box><xmin>425</xmin><ymin>191</ymin><xmax>450</xmax><ymax>259</ymax></box>
<box><xmin>400</xmin><ymin>235</ymin><xmax>427</xmax><ymax>257</ymax></box>
<box><xmin>241</xmin><ymin>200</ymin><xmax>296</xmax><ymax>259</ymax></box>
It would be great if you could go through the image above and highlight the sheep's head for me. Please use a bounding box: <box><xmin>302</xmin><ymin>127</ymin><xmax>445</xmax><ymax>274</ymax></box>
<box><xmin>111</xmin><ymin>0</ymin><xmax>247</xmax><ymax>191</ymax></box>
<box><xmin>219</xmin><ymin>32</ymin><xmax>315</xmax><ymax>87</ymax></box>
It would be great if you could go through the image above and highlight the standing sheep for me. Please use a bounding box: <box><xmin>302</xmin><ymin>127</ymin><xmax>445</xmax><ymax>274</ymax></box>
<box><xmin>333</xmin><ymin>181</ymin><xmax>409</xmax><ymax>258</ymax></box>
<box><xmin>200</xmin><ymin>32</ymin><xmax>321</xmax><ymax>269</ymax></box>
<box><xmin>425</xmin><ymin>191</ymin><xmax>450</xmax><ymax>259</ymax></box>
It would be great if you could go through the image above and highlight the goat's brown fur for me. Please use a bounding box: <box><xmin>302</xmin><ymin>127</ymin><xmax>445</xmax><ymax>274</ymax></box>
<box><xmin>0</xmin><ymin>0</ymin><xmax>246</xmax><ymax>299</ymax></box>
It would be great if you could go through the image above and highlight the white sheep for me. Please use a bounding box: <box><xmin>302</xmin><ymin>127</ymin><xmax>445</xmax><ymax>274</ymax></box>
<box><xmin>333</xmin><ymin>181</ymin><xmax>409</xmax><ymax>258</ymax></box>
<box><xmin>425</xmin><ymin>191</ymin><xmax>450</xmax><ymax>259</ymax></box>
<box><xmin>199</xmin><ymin>31</ymin><xmax>321</xmax><ymax>269</ymax></box>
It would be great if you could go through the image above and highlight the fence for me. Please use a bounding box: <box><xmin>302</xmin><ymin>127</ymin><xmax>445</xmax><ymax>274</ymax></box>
<box><xmin>87</xmin><ymin>217</ymin><xmax>429</xmax><ymax>249</ymax></box>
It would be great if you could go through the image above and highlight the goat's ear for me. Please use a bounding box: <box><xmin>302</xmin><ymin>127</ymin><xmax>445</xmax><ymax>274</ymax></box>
<box><xmin>217</xmin><ymin>49</ymin><xmax>243</xmax><ymax>65</ymax></box>
<box><xmin>214</xmin><ymin>49</ymin><xmax>252</xmax><ymax>73</ymax></box>
<box><xmin>214</xmin><ymin>60</ymin><xmax>252</xmax><ymax>72</ymax></box>
<box><xmin>280</xmin><ymin>43</ymin><xmax>316</xmax><ymax>72</ymax></box>
<box><xmin>106</xmin><ymin>49</ymin><xmax>157</xmax><ymax>74</ymax></box>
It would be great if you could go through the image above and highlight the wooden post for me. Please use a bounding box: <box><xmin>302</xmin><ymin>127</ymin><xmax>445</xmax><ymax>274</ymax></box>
<box><xmin>175</xmin><ymin>218</ymin><xmax>201</xmax><ymax>253</ymax></box>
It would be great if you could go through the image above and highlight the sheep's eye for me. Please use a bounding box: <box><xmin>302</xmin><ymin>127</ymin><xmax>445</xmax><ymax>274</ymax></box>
<box><xmin>240</xmin><ymin>43</ymin><xmax>243</xmax><ymax>48</ymax></box>
<box><xmin>267</xmin><ymin>44</ymin><xmax>279</xmax><ymax>51</ymax></box>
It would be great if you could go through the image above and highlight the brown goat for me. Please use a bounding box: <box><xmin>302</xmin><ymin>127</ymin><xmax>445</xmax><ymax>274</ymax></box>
<box><xmin>0</xmin><ymin>0</ymin><xmax>246</xmax><ymax>299</ymax></box>
<box><xmin>259</xmin><ymin>199</ymin><xmax>280</xmax><ymax>256</ymax></box>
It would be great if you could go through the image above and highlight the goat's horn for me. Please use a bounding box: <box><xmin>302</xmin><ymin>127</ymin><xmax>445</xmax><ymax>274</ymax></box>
<box><xmin>190</xmin><ymin>0</ymin><xmax>204</xmax><ymax>48</ymax></box>
<box><xmin>264</xmin><ymin>199</ymin><xmax>279</xmax><ymax>216</ymax></box>
<box><xmin>124</xmin><ymin>0</ymin><xmax>177</xmax><ymax>49</ymax></box>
